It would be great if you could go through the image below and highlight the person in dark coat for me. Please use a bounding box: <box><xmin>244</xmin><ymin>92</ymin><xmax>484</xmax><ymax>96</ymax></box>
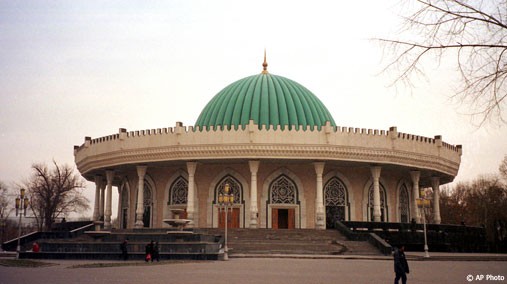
<box><xmin>120</xmin><ymin>240</ymin><xmax>128</xmax><ymax>260</ymax></box>
<box><xmin>145</xmin><ymin>240</ymin><xmax>154</xmax><ymax>262</ymax></box>
<box><xmin>152</xmin><ymin>242</ymin><xmax>160</xmax><ymax>262</ymax></box>
<box><xmin>393</xmin><ymin>245</ymin><xmax>410</xmax><ymax>284</ymax></box>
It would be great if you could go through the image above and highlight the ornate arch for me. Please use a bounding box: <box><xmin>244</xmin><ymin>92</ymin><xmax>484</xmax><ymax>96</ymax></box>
<box><xmin>118</xmin><ymin>178</ymin><xmax>130</xmax><ymax>229</ymax></box>
<box><xmin>324</xmin><ymin>170</ymin><xmax>355</xmax><ymax>220</ymax></box>
<box><xmin>260</xmin><ymin>168</ymin><xmax>306</xmax><ymax>228</ymax></box>
<box><xmin>398</xmin><ymin>182</ymin><xmax>411</xmax><ymax>223</ymax></box>
<box><xmin>323</xmin><ymin>177</ymin><xmax>350</xmax><ymax>225</ymax></box>
<box><xmin>206</xmin><ymin>168</ymin><xmax>250</xmax><ymax>228</ymax></box>
<box><xmin>269</xmin><ymin>175</ymin><xmax>297</xmax><ymax>204</ymax></box>
<box><xmin>163</xmin><ymin>169</ymin><xmax>188</xmax><ymax>221</ymax></box>
<box><xmin>214</xmin><ymin>176</ymin><xmax>243</xmax><ymax>203</ymax></box>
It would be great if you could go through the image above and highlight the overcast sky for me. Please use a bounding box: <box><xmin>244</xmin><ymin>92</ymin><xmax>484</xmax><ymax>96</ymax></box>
<box><xmin>1</xmin><ymin>1</ymin><xmax>506</xmax><ymax>219</ymax></box>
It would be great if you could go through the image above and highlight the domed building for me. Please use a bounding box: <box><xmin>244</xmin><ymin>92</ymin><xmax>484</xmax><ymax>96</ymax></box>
<box><xmin>74</xmin><ymin>57</ymin><xmax>462</xmax><ymax>231</ymax></box>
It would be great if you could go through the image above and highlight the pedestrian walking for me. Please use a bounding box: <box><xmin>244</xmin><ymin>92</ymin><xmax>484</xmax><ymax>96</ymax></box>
<box><xmin>152</xmin><ymin>241</ymin><xmax>160</xmax><ymax>262</ymax></box>
<box><xmin>393</xmin><ymin>245</ymin><xmax>410</xmax><ymax>284</ymax></box>
<box><xmin>120</xmin><ymin>239</ymin><xmax>128</xmax><ymax>261</ymax></box>
<box><xmin>145</xmin><ymin>240</ymin><xmax>154</xmax><ymax>262</ymax></box>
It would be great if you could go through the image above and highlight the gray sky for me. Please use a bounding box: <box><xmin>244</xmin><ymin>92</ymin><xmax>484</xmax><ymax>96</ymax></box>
<box><xmin>1</xmin><ymin>1</ymin><xmax>506</xmax><ymax>219</ymax></box>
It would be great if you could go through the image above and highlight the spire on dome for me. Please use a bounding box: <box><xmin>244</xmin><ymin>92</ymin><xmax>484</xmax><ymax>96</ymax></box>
<box><xmin>262</xmin><ymin>49</ymin><xmax>268</xmax><ymax>74</ymax></box>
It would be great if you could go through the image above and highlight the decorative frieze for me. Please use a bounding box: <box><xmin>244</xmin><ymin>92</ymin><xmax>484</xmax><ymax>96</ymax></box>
<box><xmin>75</xmin><ymin>122</ymin><xmax>461</xmax><ymax>183</ymax></box>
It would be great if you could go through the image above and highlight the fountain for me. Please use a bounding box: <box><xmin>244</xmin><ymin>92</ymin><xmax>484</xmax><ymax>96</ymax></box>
<box><xmin>163</xmin><ymin>208</ymin><xmax>192</xmax><ymax>233</ymax></box>
<box><xmin>84</xmin><ymin>221</ymin><xmax>111</xmax><ymax>241</ymax></box>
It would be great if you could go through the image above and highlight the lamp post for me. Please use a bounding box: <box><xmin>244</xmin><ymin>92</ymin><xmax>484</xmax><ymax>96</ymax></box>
<box><xmin>416</xmin><ymin>190</ymin><xmax>431</xmax><ymax>258</ymax></box>
<box><xmin>15</xmin><ymin>188</ymin><xmax>29</xmax><ymax>259</ymax></box>
<box><xmin>218</xmin><ymin>183</ymin><xmax>234</xmax><ymax>261</ymax></box>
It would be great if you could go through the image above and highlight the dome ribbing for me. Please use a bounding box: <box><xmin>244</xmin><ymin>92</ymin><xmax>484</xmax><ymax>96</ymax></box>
<box><xmin>195</xmin><ymin>73</ymin><xmax>336</xmax><ymax>131</ymax></box>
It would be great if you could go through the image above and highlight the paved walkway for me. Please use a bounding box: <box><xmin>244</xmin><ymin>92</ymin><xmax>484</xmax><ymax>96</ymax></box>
<box><xmin>1</xmin><ymin>253</ymin><xmax>506</xmax><ymax>284</ymax></box>
<box><xmin>230</xmin><ymin>251</ymin><xmax>507</xmax><ymax>262</ymax></box>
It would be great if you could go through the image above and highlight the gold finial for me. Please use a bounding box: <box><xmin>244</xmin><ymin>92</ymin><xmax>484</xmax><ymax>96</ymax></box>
<box><xmin>262</xmin><ymin>49</ymin><xmax>268</xmax><ymax>74</ymax></box>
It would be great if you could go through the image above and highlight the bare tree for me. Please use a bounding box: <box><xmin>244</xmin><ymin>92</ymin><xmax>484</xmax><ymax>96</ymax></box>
<box><xmin>440</xmin><ymin>175</ymin><xmax>507</xmax><ymax>249</ymax></box>
<box><xmin>379</xmin><ymin>0</ymin><xmax>507</xmax><ymax>125</ymax></box>
<box><xmin>0</xmin><ymin>181</ymin><xmax>14</xmax><ymax>243</ymax></box>
<box><xmin>0</xmin><ymin>181</ymin><xmax>11</xmax><ymax>221</ymax></box>
<box><xmin>500</xmin><ymin>154</ymin><xmax>507</xmax><ymax>181</ymax></box>
<box><xmin>26</xmin><ymin>161</ymin><xmax>90</xmax><ymax>231</ymax></box>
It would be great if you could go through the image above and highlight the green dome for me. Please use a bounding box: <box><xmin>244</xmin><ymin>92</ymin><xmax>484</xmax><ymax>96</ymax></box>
<box><xmin>195</xmin><ymin>72</ymin><xmax>336</xmax><ymax>131</ymax></box>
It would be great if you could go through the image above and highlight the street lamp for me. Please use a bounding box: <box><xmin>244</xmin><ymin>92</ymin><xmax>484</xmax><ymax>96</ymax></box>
<box><xmin>416</xmin><ymin>190</ymin><xmax>431</xmax><ymax>258</ymax></box>
<box><xmin>218</xmin><ymin>183</ymin><xmax>234</xmax><ymax>261</ymax></box>
<box><xmin>15</xmin><ymin>188</ymin><xmax>29</xmax><ymax>259</ymax></box>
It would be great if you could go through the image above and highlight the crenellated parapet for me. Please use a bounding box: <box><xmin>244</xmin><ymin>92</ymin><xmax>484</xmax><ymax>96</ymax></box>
<box><xmin>74</xmin><ymin>121</ymin><xmax>461</xmax><ymax>183</ymax></box>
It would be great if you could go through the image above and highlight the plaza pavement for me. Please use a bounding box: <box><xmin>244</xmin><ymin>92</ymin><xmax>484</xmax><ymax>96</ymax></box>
<box><xmin>0</xmin><ymin>253</ymin><xmax>506</xmax><ymax>284</ymax></box>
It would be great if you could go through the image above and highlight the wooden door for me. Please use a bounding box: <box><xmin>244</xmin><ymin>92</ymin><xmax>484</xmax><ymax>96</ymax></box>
<box><xmin>219</xmin><ymin>208</ymin><xmax>240</xmax><ymax>228</ymax></box>
<box><xmin>288</xmin><ymin>208</ymin><xmax>295</xmax><ymax>229</ymax></box>
<box><xmin>272</xmin><ymin>208</ymin><xmax>279</xmax><ymax>229</ymax></box>
<box><xmin>272</xmin><ymin>208</ymin><xmax>295</xmax><ymax>229</ymax></box>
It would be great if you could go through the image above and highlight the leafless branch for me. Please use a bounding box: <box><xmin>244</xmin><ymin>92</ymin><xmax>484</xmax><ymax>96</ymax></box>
<box><xmin>379</xmin><ymin>0</ymin><xmax>507</xmax><ymax>125</ymax></box>
<box><xmin>26</xmin><ymin>161</ymin><xmax>89</xmax><ymax>231</ymax></box>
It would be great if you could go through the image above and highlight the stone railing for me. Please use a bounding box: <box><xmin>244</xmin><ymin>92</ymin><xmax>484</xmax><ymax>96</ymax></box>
<box><xmin>338</xmin><ymin>221</ymin><xmax>487</xmax><ymax>253</ymax></box>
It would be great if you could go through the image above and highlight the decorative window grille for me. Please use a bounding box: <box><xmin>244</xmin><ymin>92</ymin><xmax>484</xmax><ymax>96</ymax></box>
<box><xmin>143</xmin><ymin>181</ymin><xmax>152</xmax><ymax>207</ymax></box>
<box><xmin>399</xmin><ymin>184</ymin><xmax>410</xmax><ymax>223</ymax></box>
<box><xmin>270</xmin><ymin>175</ymin><xmax>296</xmax><ymax>204</ymax></box>
<box><xmin>216</xmin><ymin>176</ymin><xmax>241</xmax><ymax>204</ymax></box>
<box><xmin>325</xmin><ymin>178</ymin><xmax>347</xmax><ymax>206</ymax></box>
<box><xmin>170</xmin><ymin>177</ymin><xmax>188</xmax><ymax>205</ymax></box>
<box><xmin>140</xmin><ymin>180</ymin><xmax>153</xmax><ymax>228</ymax></box>
<box><xmin>120</xmin><ymin>186</ymin><xmax>129</xmax><ymax>229</ymax></box>
<box><xmin>121</xmin><ymin>187</ymin><xmax>129</xmax><ymax>207</ymax></box>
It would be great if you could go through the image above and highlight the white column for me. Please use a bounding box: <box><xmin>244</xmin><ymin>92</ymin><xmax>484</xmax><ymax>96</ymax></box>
<box><xmin>431</xmin><ymin>177</ymin><xmax>441</xmax><ymax>224</ymax></box>
<box><xmin>371</xmin><ymin>166</ymin><xmax>382</xmax><ymax>222</ymax></box>
<box><xmin>410</xmin><ymin>171</ymin><xmax>421</xmax><ymax>223</ymax></box>
<box><xmin>104</xmin><ymin>170</ymin><xmax>114</xmax><ymax>230</ymax></box>
<box><xmin>116</xmin><ymin>186</ymin><xmax>122</xmax><ymax>228</ymax></box>
<box><xmin>248</xmin><ymin>160</ymin><xmax>260</xmax><ymax>228</ymax></box>
<box><xmin>92</xmin><ymin>175</ymin><xmax>101</xmax><ymax>221</ymax></box>
<box><xmin>135</xmin><ymin>166</ymin><xmax>147</xmax><ymax>228</ymax></box>
<box><xmin>186</xmin><ymin>162</ymin><xmax>197</xmax><ymax>228</ymax></box>
<box><xmin>314</xmin><ymin>162</ymin><xmax>326</xmax><ymax>229</ymax></box>
<box><xmin>99</xmin><ymin>182</ymin><xmax>106</xmax><ymax>221</ymax></box>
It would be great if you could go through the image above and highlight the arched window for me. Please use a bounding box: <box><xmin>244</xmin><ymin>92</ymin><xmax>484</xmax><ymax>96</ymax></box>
<box><xmin>368</xmin><ymin>183</ymin><xmax>388</xmax><ymax>222</ymax></box>
<box><xmin>399</xmin><ymin>184</ymin><xmax>410</xmax><ymax>223</ymax></box>
<box><xmin>142</xmin><ymin>180</ymin><xmax>152</xmax><ymax>227</ymax></box>
<box><xmin>325</xmin><ymin>178</ymin><xmax>347</xmax><ymax>206</ymax></box>
<box><xmin>215</xmin><ymin>175</ymin><xmax>242</xmax><ymax>204</ymax></box>
<box><xmin>120</xmin><ymin>184</ymin><xmax>129</xmax><ymax>229</ymax></box>
<box><xmin>170</xmin><ymin>177</ymin><xmax>188</xmax><ymax>205</ymax></box>
<box><xmin>270</xmin><ymin>175</ymin><xmax>297</xmax><ymax>204</ymax></box>
<box><xmin>324</xmin><ymin>177</ymin><xmax>348</xmax><ymax>227</ymax></box>
<box><xmin>215</xmin><ymin>175</ymin><xmax>243</xmax><ymax>228</ymax></box>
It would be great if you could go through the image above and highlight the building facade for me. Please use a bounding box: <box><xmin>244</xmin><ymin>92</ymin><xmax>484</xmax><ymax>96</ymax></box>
<box><xmin>74</xmin><ymin>60</ymin><xmax>462</xmax><ymax>230</ymax></box>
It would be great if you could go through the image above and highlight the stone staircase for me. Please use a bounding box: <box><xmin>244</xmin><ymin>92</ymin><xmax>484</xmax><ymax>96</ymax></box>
<box><xmin>200</xmin><ymin>228</ymin><xmax>381</xmax><ymax>256</ymax></box>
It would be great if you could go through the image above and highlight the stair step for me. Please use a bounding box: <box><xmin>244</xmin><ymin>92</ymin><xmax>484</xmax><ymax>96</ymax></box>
<box><xmin>201</xmin><ymin>228</ymin><xmax>382</xmax><ymax>256</ymax></box>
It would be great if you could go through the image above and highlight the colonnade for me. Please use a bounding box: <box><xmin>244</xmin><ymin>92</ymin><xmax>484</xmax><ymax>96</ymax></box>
<box><xmin>91</xmin><ymin>161</ymin><xmax>443</xmax><ymax>230</ymax></box>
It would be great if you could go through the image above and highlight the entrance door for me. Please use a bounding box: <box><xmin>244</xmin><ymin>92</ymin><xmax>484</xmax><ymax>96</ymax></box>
<box><xmin>219</xmin><ymin>208</ymin><xmax>240</xmax><ymax>228</ymax></box>
<box><xmin>272</xmin><ymin>208</ymin><xmax>295</xmax><ymax>229</ymax></box>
